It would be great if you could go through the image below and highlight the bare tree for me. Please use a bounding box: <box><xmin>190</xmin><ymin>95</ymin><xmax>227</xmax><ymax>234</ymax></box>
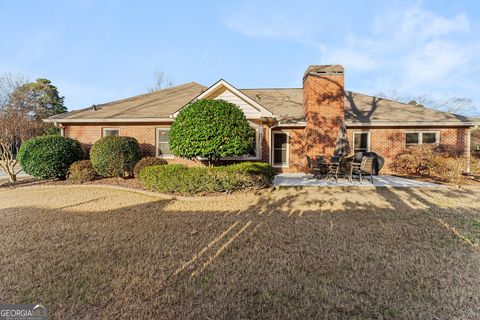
<box><xmin>377</xmin><ymin>89</ymin><xmax>476</xmax><ymax>115</ymax></box>
<box><xmin>438</xmin><ymin>97</ymin><xmax>474</xmax><ymax>114</ymax></box>
<box><xmin>0</xmin><ymin>73</ymin><xmax>28</xmax><ymax>107</ymax></box>
<box><xmin>0</xmin><ymin>73</ymin><xmax>44</xmax><ymax>182</ymax></box>
<box><xmin>376</xmin><ymin>89</ymin><xmax>404</xmax><ymax>102</ymax></box>
<box><xmin>147</xmin><ymin>70</ymin><xmax>173</xmax><ymax>92</ymax></box>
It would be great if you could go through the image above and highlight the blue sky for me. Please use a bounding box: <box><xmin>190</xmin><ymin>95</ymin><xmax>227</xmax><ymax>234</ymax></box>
<box><xmin>1</xmin><ymin>0</ymin><xmax>479</xmax><ymax>114</ymax></box>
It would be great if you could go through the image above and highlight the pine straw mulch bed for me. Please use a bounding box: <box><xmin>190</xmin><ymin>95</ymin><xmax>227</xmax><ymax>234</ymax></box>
<box><xmin>0</xmin><ymin>176</ymin><xmax>272</xmax><ymax>197</ymax></box>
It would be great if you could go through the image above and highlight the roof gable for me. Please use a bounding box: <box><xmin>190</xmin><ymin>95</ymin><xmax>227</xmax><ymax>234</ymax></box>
<box><xmin>172</xmin><ymin>79</ymin><xmax>274</xmax><ymax>119</ymax></box>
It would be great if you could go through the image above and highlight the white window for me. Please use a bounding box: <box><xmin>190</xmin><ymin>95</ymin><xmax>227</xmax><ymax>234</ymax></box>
<box><xmin>220</xmin><ymin>124</ymin><xmax>262</xmax><ymax>160</ymax></box>
<box><xmin>103</xmin><ymin>128</ymin><xmax>119</xmax><ymax>137</ymax></box>
<box><xmin>156</xmin><ymin>128</ymin><xmax>174</xmax><ymax>158</ymax></box>
<box><xmin>353</xmin><ymin>132</ymin><xmax>369</xmax><ymax>153</ymax></box>
<box><xmin>272</xmin><ymin>132</ymin><xmax>289</xmax><ymax>167</ymax></box>
<box><xmin>246</xmin><ymin>126</ymin><xmax>263</xmax><ymax>159</ymax></box>
<box><xmin>406</xmin><ymin>131</ymin><xmax>439</xmax><ymax>146</ymax></box>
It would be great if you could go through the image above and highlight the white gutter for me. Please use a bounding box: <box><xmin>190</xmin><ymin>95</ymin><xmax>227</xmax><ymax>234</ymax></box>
<box><xmin>44</xmin><ymin>118</ymin><xmax>175</xmax><ymax>123</ymax></box>
<box><xmin>467</xmin><ymin>128</ymin><xmax>471</xmax><ymax>174</ymax></box>
<box><xmin>346</xmin><ymin>121</ymin><xmax>479</xmax><ymax>127</ymax></box>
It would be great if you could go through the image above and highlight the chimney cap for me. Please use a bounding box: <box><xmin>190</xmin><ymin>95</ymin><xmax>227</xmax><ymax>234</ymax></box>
<box><xmin>304</xmin><ymin>65</ymin><xmax>344</xmax><ymax>77</ymax></box>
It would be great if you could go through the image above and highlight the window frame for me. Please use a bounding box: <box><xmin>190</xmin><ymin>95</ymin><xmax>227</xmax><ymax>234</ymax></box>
<box><xmin>155</xmin><ymin>127</ymin><xmax>174</xmax><ymax>159</ymax></box>
<box><xmin>272</xmin><ymin>131</ymin><xmax>289</xmax><ymax>168</ymax></box>
<box><xmin>102</xmin><ymin>127</ymin><xmax>120</xmax><ymax>137</ymax></box>
<box><xmin>352</xmin><ymin>131</ymin><xmax>370</xmax><ymax>153</ymax></box>
<box><xmin>405</xmin><ymin>130</ymin><xmax>440</xmax><ymax>146</ymax></box>
<box><xmin>244</xmin><ymin>124</ymin><xmax>263</xmax><ymax>160</ymax></box>
<box><xmin>221</xmin><ymin>123</ymin><xmax>263</xmax><ymax>160</ymax></box>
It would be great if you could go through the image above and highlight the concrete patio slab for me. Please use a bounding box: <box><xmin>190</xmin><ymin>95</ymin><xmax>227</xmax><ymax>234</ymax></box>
<box><xmin>273</xmin><ymin>173</ymin><xmax>443</xmax><ymax>188</ymax></box>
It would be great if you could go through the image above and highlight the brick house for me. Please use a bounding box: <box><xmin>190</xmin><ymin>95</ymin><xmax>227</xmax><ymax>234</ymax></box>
<box><xmin>46</xmin><ymin>65</ymin><xmax>478</xmax><ymax>173</ymax></box>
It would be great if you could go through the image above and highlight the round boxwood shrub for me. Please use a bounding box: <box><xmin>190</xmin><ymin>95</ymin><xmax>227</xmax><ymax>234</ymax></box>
<box><xmin>133</xmin><ymin>156</ymin><xmax>167</xmax><ymax>178</ymax></box>
<box><xmin>169</xmin><ymin>99</ymin><xmax>255</xmax><ymax>163</ymax></box>
<box><xmin>18</xmin><ymin>135</ymin><xmax>85</xmax><ymax>180</ymax></box>
<box><xmin>90</xmin><ymin>136</ymin><xmax>141</xmax><ymax>178</ymax></box>
<box><xmin>68</xmin><ymin>160</ymin><xmax>97</xmax><ymax>183</ymax></box>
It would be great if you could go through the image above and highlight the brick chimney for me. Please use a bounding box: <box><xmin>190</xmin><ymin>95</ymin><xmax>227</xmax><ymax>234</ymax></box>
<box><xmin>303</xmin><ymin>65</ymin><xmax>345</xmax><ymax>157</ymax></box>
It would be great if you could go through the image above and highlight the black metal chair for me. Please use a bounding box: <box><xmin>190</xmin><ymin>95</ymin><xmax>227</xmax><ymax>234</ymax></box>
<box><xmin>306</xmin><ymin>155</ymin><xmax>322</xmax><ymax>178</ymax></box>
<box><xmin>316</xmin><ymin>155</ymin><xmax>329</xmax><ymax>176</ymax></box>
<box><xmin>352</xmin><ymin>156</ymin><xmax>375</xmax><ymax>183</ymax></box>
<box><xmin>325</xmin><ymin>157</ymin><xmax>341</xmax><ymax>182</ymax></box>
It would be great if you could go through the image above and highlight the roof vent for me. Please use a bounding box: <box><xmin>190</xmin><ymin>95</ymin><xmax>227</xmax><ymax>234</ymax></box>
<box><xmin>92</xmin><ymin>104</ymin><xmax>97</xmax><ymax>111</ymax></box>
<box><xmin>256</xmin><ymin>94</ymin><xmax>261</xmax><ymax>100</ymax></box>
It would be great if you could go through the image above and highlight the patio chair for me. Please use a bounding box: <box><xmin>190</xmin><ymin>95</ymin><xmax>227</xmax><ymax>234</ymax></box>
<box><xmin>306</xmin><ymin>155</ymin><xmax>322</xmax><ymax>178</ymax></box>
<box><xmin>352</xmin><ymin>156</ymin><xmax>375</xmax><ymax>183</ymax></box>
<box><xmin>326</xmin><ymin>157</ymin><xmax>341</xmax><ymax>182</ymax></box>
<box><xmin>331</xmin><ymin>155</ymin><xmax>340</xmax><ymax>163</ymax></box>
<box><xmin>316</xmin><ymin>155</ymin><xmax>329</xmax><ymax>176</ymax></box>
<box><xmin>340</xmin><ymin>156</ymin><xmax>355</xmax><ymax>182</ymax></box>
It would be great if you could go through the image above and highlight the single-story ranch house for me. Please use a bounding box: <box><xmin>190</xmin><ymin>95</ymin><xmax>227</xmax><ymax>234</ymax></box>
<box><xmin>46</xmin><ymin>65</ymin><xmax>478</xmax><ymax>173</ymax></box>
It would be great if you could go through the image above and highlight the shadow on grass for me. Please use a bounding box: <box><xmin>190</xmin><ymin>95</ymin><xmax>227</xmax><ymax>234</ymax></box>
<box><xmin>0</xmin><ymin>187</ymin><xmax>479</xmax><ymax>319</ymax></box>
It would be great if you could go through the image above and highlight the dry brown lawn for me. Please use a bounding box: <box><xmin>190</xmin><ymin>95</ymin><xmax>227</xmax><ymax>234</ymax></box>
<box><xmin>1</xmin><ymin>185</ymin><xmax>480</xmax><ymax>319</ymax></box>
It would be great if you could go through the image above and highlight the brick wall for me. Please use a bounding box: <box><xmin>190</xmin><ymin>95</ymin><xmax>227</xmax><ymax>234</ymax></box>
<box><xmin>63</xmin><ymin>122</ymin><xmax>271</xmax><ymax>166</ymax></box>
<box><xmin>271</xmin><ymin>128</ymin><xmax>308</xmax><ymax>173</ymax></box>
<box><xmin>347</xmin><ymin>127</ymin><xmax>469</xmax><ymax>172</ymax></box>
<box><xmin>64</xmin><ymin>123</ymin><xmax>166</xmax><ymax>156</ymax></box>
<box><xmin>303</xmin><ymin>69</ymin><xmax>344</xmax><ymax>158</ymax></box>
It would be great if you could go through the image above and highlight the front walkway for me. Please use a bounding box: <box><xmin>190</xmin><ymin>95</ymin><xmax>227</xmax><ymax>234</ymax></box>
<box><xmin>273</xmin><ymin>173</ymin><xmax>442</xmax><ymax>188</ymax></box>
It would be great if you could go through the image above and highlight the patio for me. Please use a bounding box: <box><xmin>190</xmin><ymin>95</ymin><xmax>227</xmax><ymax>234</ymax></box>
<box><xmin>273</xmin><ymin>173</ymin><xmax>442</xmax><ymax>188</ymax></box>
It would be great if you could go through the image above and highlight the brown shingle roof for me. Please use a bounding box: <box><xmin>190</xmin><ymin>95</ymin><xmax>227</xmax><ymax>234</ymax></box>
<box><xmin>240</xmin><ymin>88</ymin><xmax>305</xmax><ymax>123</ymax></box>
<box><xmin>344</xmin><ymin>91</ymin><xmax>477</xmax><ymax>125</ymax></box>
<box><xmin>49</xmin><ymin>82</ymin><xmax>206</xmax><ymax>120</ymax></box>
<box><xmin>48</xmin><ymin>82</ymin><xmax>477</xmax><ymax>126</ymax></box>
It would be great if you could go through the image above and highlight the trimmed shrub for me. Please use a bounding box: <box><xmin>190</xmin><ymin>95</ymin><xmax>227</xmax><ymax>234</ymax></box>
<box><xmin>225</xmin><ymin>162</ymin><xmax>276</xmax><ymax>185</ymax></box>
<box><xmin>139</xmin><ymin>162</ymin><xmax>274</xmax><ymax>195</ymax></box>
<box><xmin>169</xmin><ymin>99</ymin><xmax>255</xmax><ymax>162</ymax></box>
<box><xmin>18</xmin><ymin>135</ymin><xmax>84</xmax><ymax>180</ymax></box>
<box><xmin>68</xmin><ymin>160</ymin><xmax>97</xmax><ymax>183</ymax></box>
<box><xmin>390</xmin><ymin>145</ymin><xmax>466</xmax><ymax>184</ymax></box>
<box><xmin>133</xmin><ymin>157</ymin><xmax>167</xmax><ymax>178</ymax></box>
<box><xmin>90</xmin><ymin>136</ymin><xmax>141</xmax><ymax>178</ymax></box>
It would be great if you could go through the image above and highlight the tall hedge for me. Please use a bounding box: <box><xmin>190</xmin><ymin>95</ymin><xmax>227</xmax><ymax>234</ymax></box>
<box><xmin>169</xmin><ymin>99</ymin><xmax>255</xmax><ymax>162</ymax></box>
<box><xmin>18</xmin><ymin>135</ymin><xmax>85</xmax><ymax>180</ymax></box>
<box><xmin>90</xmin><ymin>136</ymin><xmax>141</xmax><ymax>178</ymax></box>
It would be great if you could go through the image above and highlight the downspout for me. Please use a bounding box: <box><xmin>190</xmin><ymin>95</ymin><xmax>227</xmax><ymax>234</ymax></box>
<box><xmin>466</xmin><ymin>127</ymin><xmax>471</xmax><ymax>174</ymax></box>
<box><xmin>264</xmin><ymin>117</ymin><xmax>277</xmax><ymax>166</ymax></box>
<box><xmin>54</xmin><ymin>122</ymin><xmax>65</xmax><ymax>137</ymax></box>
<box><xmin>267</xmin><ymin>125</ymin><xmax>271</xmax><ymax>165</ymax></box>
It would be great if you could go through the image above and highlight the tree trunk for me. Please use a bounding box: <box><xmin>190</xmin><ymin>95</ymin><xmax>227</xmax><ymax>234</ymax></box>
<box><xmin>8</xmin><ymin>172</ymin><xmax>17</xmax><ymax>183</ymax></box>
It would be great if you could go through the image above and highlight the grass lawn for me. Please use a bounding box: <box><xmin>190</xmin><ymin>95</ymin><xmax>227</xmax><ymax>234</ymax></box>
<box><xmin>1</xmin><ymin>185</ymin><xmax>480</xmax><ymax>319</ymax></box>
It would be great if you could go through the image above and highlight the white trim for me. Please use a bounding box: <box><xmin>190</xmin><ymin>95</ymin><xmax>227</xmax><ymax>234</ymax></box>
<box><xmin>347</xmin><ymin>121</ymin><xmax>478</xmax><ymax>127</ymax></box>
<box><xmin>352</xmin><ymin>131</ymin><xmax>370</xmax><ymax>153</ymax></box>
<box><xmin>44</xmin><ymin>118</ymin><xmax>174</xmax><ymax>123</ymax></box>
<box><xmin>267</xmin><ymin>126</ymin><xmax>271</xmax><ymax>165</ymax></box>
<box><xmin>272</xmin><ymin>131</ymin><xmax>289</xmax><ymax>168</ymax></box>
<box><xmin>467</xmin><ymin>128</ymin><xmax>471</xmax><ymax>174</ymax></box>
<box><xmin>155</xmin><ymin>128</ymin><xmax>174</xmax><ymax>159</ymax></box>
<box><xmin>405</xmin><ymin>130</ymin><xmax>440</xmax><ymax>146</ymax></box>
<box><xmin>102</xmin><ymin>127</ymin><xmax>120</xmax><ymax>137</ymax></box>
<box><xmin>275</xmin><ymin>121</ymin><xmax>307</xmax><ymax>128</ymax></box>
<box><xmin>219</xmin><ymin>122</ymin><xmax>263</xmax><ymax>160</ymax></box>
<box><xmin>60</xmin><ymin>128</ymin><xmax>65</xmax><ymax>137</ymax></box>
<box><xmin>245</xmin><ymin>124</ymin><xmax>263</xmax><ymax>160</ymax></box>
<box><xmin>171</xmin><ymin>79</ymin><xmax>274</xmax><ymax>119</ymax></box>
